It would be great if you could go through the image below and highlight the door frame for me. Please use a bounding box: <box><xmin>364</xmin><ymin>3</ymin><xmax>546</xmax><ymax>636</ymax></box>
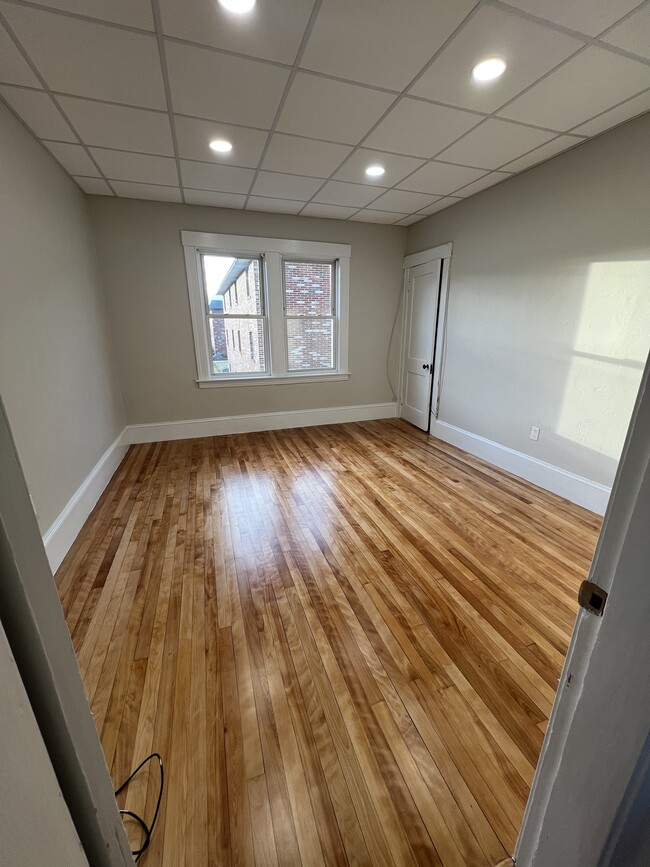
<box><xmin>399</xmin><ymin>243</ymin><xmax>452</xmax><ymax>431</ymax></box>
<box><xmin>0</xmin><ymin>400</ymin><xmax>132</xmax><ymax>866</ymax></box>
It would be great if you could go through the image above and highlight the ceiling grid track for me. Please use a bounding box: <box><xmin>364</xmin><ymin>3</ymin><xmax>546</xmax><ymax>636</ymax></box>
<box><xmin>0</xmin><ymin>0</ymin><xmax>648</xmax><ymax>222</ymax></box>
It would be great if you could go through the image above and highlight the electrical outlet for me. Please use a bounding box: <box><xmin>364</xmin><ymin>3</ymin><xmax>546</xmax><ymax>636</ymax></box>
<box><xmin>529</xmin><ymin>425</ymin><xmax>540</xmax><ymax>442</ymax></box>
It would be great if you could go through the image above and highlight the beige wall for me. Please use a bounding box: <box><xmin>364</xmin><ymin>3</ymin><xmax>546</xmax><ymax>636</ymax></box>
<box><xmin>407</xmin><ymin>113</ymin><xmax>650</xmax><ymax>487</ymax></box>
<box><xmin>0</xmin><ymin>101</ymin><xmax>124</xmax><ymax>531</ymax></box>
<box><xmin>89</xmin><ymin>198</ymin><xmax>406</xmax><ymax>423</ymax></box>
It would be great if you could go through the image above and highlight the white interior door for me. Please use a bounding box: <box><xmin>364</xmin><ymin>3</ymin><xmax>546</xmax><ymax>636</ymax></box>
<box><xmin>400</xmin><ymin>259</ymin><xmax>441</xmax><ymax>430</ymax></box>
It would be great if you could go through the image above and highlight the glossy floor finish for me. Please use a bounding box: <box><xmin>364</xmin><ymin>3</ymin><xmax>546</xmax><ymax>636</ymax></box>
<box><xmin>55</xmin><ymin>420</ymin><xmax>601</xmax><ymax>866</ymax></box>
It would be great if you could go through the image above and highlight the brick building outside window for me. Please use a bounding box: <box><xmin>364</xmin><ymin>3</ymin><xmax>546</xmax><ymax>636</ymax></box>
<box><xmin>208</xmin><ymin>259</ymin><xmax>265</xmax><ymax>374</ymax></box>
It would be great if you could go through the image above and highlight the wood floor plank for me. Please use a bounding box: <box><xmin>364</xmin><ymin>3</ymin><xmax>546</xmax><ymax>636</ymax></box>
<box><xmin>56</xmin><ymin>420</ymin><xmax>600</xmax><ymax>866</ymax></box>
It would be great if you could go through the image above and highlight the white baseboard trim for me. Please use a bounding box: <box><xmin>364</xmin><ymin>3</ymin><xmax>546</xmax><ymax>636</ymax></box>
<box><xmin>431</xmin><ymin>419</ymin><xmax>611</xmax><ymax>515</ymax></box>
<box><xmin>42</xmin><ymin>428</ymin><xmax>129</xmax><ymax>573</ymax></box>
<box><xmin>126</xmin><ymin>402</ymin><xmax>397</xmax><ymax>444</ymax></box>
<box><xmin>42</xmin><ymin>403</ymin><xmax>397</xmax><ymax>569</ymax></box>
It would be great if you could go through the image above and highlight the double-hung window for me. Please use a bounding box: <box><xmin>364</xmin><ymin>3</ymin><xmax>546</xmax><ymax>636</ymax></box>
<box><xmin>182</xmin><ymin>232</ymin><xmax>350</xmax><ymax>387</ymax></box>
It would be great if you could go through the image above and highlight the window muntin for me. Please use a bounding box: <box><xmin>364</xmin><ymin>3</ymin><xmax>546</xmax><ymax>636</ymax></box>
<box><xmin>283</xmin><ymin>260</ymin><xmax>336</xmax><ymax>371</ymax></box>
<box><xmin>202</xmin><ymin>254</ymin><xmax>267</xmax><ymax>375</ymax></box>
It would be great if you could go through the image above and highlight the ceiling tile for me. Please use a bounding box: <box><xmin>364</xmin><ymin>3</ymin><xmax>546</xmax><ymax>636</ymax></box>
<box><xmin>58</xmin><ymin>97</ymin><xmax>174</xmax><ymax>154</ymax></box>
<box><xmin>165</xmin><ymin>41</ymin><xmax>289</xmax><ymax>128</ymax></box>
<box><xmin>332</xmin><ymin>148</ymin><xmax>426</xmax><ymax>187</ymax></box>
<box><xmin>454</xmin><ymin>171</ymin><xmax>511</xmax><ymax>197</ymax></box>
<box><xmin>1</xmin><ymin>3</ymin><xmax>166</xmax><ymax>109</ymax></box>
<box><xmin>73</xmin><ymin>176</ymin><xmax>113</xmax><ymax>195</ymax></box>
<box><xmin>0</xmin><ymin>24</ymin><xmax>39</xmax><ymax>87</ymax></box>
<box><xmin>160</xmin><ymin>0</ymin><xmax>314</xmax><ymax>64</ymax></box>
<box><xmin>247</xmin><ymin>197</ymin><xmax>304</xmax><ymax>214</ymax></box>
<box><xmin>276</xmin><ymin>73</ymin><xmax>394</xmax><ymax>144</ymax></box>
<box><xmin>395</xmin><ymin>214</ymin><xmax>427</xmax><ymax>226</ymax></box>
<box><xmin>349</xmin><ymin>209</ymin><xmax>405</xmax><ymax>224</ymax></box>
<box><xmin>437</xmin><ymin>118</ymin><xmax>555</xmax><ymax>169</ymax></box>
<box><xmin>363</xmin><ymin>97</ymin><xmax>482</xmax><ymax>158</ymax></box>
<box><xmin>601</xmin><ymin>6</ymin><xmax>650</xmax><ymax>61</ymax></box>
<box><xmin>500</xmin><ymin>0</ymin><xmax>642</xmax><ymax>37</ymax></box>
<box><xmin>300</xmin><ymin>0</ymin><xmax>477</xmax><ymax>91</ymax></box>
<box><xmin>44</xmin><ymin>141</ymin><xmax>100</xmax><ymax>176</ymax></box>
<box><xmin>33</xmin><ymin>0</ymin><xmax>154</xmax><ymax>30</ymax></box>
<box><xmin>111</xmin><ymin>181</ymin><xmax>182</xmax><ymax>202</ymax></box>
<box><xmin>262</xmin><ymin>133</ymin><xmax>352</xmax><ymax>178</ymax></box>
<box><xmin>501</xmin><ymin>134</ymin><xmax>584</xmax><ymax>171</ymax></box>
<box><xmin>368</xmin><ymin>189</ymin><xmax>441</xmax><ymax>213</ymax></box>
<box><xmin>251</xmin><ymin>171</ymin><xmax>322</xmax><ymax>200</ymax></box>
<box><xmin>175</xmin><ymin>116</ymin><xmax>268</xmax><ymax>167</ymax></box>
<box><xmin>410</xmin><ymin>5</ymin><xmax>584</xmax><ymax>113</ymax></box>
<box><xmin>184</xmin><ymin>189</ymin><xmax>247</xmax><ymax>208</ymax></box>
<box><xmin>499</xmin><ymin>47</ymin><xmax>650</xmax><ymax>131</ymax></box>
<box><xmin>571</xmin><ymin>89</ymin><xmax>650</xmax><ymax>136</ymax></box>
<box><xmin>398</xmin><ymin>161</ymin><xmax>486</xmax><ymax>194</ymax></box>
<box><xmin>417</xmin><ymin>196</ymin><xmax>463</xmax><ymax>215</ymax></box>
<box><xmin>90</xmin><ymin>148</ymin><xmax>178</xmax><ymax>184</ymax></box>
<box><xmin>313</xmin><ymin>179</ymin><xmax>387</xmax><ymax>207</ymax></box>
<box><xmin>180</xmin><ymin>160</ymin><xmax>255</xmax><ymax>193</ymax></box>
<box><xmin>0</xmin><ymin>85</ymin><xmax>75</xmax><ymax>140</ymax></box>
<box><xmin>301</xmin><ymin>203</ymin><xmax>358</xmax><ymax>219</ymax></box>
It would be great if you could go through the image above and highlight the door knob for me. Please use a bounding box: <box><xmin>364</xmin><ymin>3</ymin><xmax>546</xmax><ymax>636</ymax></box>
<box><xmin>422</xmin><ymin>363</ymin><xmax>430</xmax><ymax>370</ymax></box>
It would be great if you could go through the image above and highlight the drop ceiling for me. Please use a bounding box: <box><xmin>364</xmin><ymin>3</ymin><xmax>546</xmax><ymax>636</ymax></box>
<box><xmin>0</xmin><ymin>0</ymin><xmax>649</xmax><ymax>225</ymax></box>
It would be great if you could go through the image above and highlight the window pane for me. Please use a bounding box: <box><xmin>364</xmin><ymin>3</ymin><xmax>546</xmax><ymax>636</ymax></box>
<box><xmin>286</xmin><ymin>318</ymin><xmax>334</xmax><ymax>371</ymax></box>
<box><xmin>209</xmin><ymin>317</ymin><xmax>266</xmax><ymax>374</ymax></box>
<box><xmin>283</xmin><ymin>261</ymin><xmax>333</xmax><ymax>316</ymax></box>
<box><xmin>203</xmin><ymin>254</ymin><xmax>263</xmax><ymax>315</ymax></box>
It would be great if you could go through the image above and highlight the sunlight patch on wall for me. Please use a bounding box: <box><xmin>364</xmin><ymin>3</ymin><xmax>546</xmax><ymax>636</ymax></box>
<box><xmin>556</xmin><ymin>261</ymin><xmax>650</xmax><ymax>461</ymax></box>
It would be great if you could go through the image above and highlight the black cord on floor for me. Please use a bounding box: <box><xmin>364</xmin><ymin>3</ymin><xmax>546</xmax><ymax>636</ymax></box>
<box><xmin>114</xmin><ymin>752</ymin><xmax>164</xmax><ymax>863</ymax></box>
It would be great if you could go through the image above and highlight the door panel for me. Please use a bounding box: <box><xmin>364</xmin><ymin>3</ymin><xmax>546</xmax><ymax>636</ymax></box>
<box><xmin>400</xmin><ymin>260</ymin><xmax>441</xmax><ymax>430</ymax></box>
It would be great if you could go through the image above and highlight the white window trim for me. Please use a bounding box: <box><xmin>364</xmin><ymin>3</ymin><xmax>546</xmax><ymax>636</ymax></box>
<box><xmin>182</xmin><ymin>231</ymin><xmax>351</xmax><ymax>386</ymax></box>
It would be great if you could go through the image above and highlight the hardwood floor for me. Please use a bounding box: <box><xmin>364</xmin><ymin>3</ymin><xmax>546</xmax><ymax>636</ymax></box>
<box><xmin>55</xmin><ymin>419</ymin><xmax>601</xmax><ymax>866</ymax></box>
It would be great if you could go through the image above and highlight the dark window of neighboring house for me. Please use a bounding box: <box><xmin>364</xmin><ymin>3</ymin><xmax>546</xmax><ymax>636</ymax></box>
<box><xmin>237</xmin><ymin>330</ymin><xmax>242</xmax><ymax>352</ymax></box>
<box><xmin>249</xmin><ymin>333</ymin><xmax>254</xmax><ymax>357</ymax></box>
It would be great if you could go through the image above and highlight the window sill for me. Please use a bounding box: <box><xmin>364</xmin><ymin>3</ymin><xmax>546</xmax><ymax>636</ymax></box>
<box><xmin>197</xmin><ymin>372</ymin><xmax>350</xmax><ymax>388</ymax></box>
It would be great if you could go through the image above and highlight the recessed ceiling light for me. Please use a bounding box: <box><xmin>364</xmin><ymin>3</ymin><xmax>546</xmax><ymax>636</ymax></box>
<box><xmin>365</xmin><ymin>165</ymin><xmax>385</xmax><ymax>177</ymax></box>
<box><xmin>209</xmin><ymin>139</ymin><xmax>233</xmax><ymax>153</ymax></box>
<box><xmin>471</xmin><ymin>58</ymin><xmax>507</xmax><ymax>82</ymax></box>
<box><xmin>218</xmin><ymin>0</ymin><xmax>255</xmax><ymax>13</ymax></box>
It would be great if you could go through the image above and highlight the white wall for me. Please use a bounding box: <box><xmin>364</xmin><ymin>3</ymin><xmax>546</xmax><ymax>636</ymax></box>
<box><xmin>89</xmin><ymin>197</ymin><xmax>406</xmax><ymax>424</ymax></box>
<box><xmin>407</xmin><ymin>113</ymin><xmax>650</xmax><ymax>488</ymax></box>
<box><xmin>0</xmin><ymin>101</ymin><xmax>125</xmax><ymax>532</ymax></box>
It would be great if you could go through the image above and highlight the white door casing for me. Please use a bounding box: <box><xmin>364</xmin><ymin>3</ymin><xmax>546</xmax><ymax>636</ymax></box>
<box><xmin>400</xmin><ymin>259</ymin><xmax>441</xmax><ymax>430</ymax></box>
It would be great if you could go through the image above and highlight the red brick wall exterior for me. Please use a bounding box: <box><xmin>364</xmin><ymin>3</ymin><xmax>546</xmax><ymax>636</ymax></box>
<box><xmin>222</xmin><ymin>262</ymin><xmax>265</xmax><ymax>373</ymax></box>
<box><xmin>283</xmin><ymin>262</ymin><xmax>334</xmax><ymax>370</ymax></box>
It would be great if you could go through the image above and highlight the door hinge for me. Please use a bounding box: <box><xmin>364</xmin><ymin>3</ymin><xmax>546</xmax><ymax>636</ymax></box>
<box><xmin>578</xmin><ymin>580</ymin><xmax>608</xmax><ymax>616</ymax></box>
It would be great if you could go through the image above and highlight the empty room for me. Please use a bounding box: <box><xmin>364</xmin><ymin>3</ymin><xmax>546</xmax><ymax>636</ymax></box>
<box><xmin>1</xmin><ymin>1</ymin><xmax>650</xmax><ymax>865</ymax></box>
